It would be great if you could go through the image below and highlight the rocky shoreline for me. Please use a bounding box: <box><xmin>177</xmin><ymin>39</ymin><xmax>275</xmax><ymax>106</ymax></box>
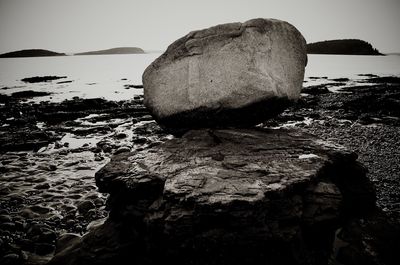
<box><xmin>0</xmin><ymin>75</ymin><xmax>399</xmax><ymax>264</ymax></box>
<box><xmin>0</xmin><ymin>95</ymin><xmax>170</xmax><ymax>264</ymax></box>
<box><xmin>265</xmin><ymin>75</ymin><xmax>400</xmax><ymax>219</ymax></box>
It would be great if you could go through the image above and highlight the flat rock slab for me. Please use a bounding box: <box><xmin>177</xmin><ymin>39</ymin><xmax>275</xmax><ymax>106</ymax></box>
<box><xmin>97</xmin><ymin>129</ymin><xmax>349</xmax><ymax>201</ymax></box>
<box><xmin>51</xmin><ymin>129</ymin><xmax>376</xmax><ymax>265</ymax></box>
<box><xmin>90</xmin><ymin>128</ymin><xmax>375</xmax><ymax>264</ymax></box>
<box><xmin>143</xmin><ymin>18</ymin><xmax>307</xmax><ymax>131</ymax></box>
<box><xmin>97</xmin><ymin>129</ymin><xmax>365</xmax><ymax>206</ymax></box>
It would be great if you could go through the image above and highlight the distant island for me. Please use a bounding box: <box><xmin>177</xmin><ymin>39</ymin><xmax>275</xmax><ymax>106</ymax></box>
<box><xmin>75</xmin><ymin>47</ymin><xmax>145</xmax><ymax>55</ymax></box>
<box><xmin>0</xmin><ymin>49</ymin><xmax>65</xmax><ymax>58</ymax></box>
<box><xmin>0</xmin><ymin>47</ymin><xmax>145</xmax><ymax>58</ymax></box>
<box><xmin>307</xmin><ymin>39</ymin><xmax>383</xmax><ymax>55</ymax></box>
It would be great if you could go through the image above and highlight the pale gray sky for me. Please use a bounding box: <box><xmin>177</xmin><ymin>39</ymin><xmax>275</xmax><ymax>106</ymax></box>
<box><xmin>0</xmin><ymin>0</ymin><xmax>399</xmax><ymax>54</ymax></box>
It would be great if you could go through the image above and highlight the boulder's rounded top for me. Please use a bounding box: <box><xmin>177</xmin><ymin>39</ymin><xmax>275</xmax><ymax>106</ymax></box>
<box><xmin>145</xmin><ymin>18</ymin><xmax>306</xmax><ymax>70</ymax></box>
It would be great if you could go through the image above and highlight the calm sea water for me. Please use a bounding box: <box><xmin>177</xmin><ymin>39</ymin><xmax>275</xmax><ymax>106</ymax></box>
<box><xmin>0</xmin><ymin>54</ymin><xmax>399</xmax><ymax>102</ymax></box>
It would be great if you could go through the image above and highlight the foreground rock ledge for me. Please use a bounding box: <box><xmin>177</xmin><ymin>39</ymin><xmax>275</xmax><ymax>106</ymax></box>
<box><xmin>50</xmin><ymin>129</ymin><xmax>376</xmax><ymax>265</ymax></box>
<box><xmin>143</xmin><ymin>18</ymin><xmax>307</xmax><ymax>131</ymax></box>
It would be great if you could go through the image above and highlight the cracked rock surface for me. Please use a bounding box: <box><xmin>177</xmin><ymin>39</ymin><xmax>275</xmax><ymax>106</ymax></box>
<box><xmin>50</xmin><ymin>129</ymin><xmax>377</xmax><ymax>265</ymax></box>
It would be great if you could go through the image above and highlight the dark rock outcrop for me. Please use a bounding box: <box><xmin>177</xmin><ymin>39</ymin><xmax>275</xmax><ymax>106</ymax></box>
<box><xmin>75</xmin><ymin>47</ymin><xmax>145</xmax><ymax>56</ymax></box>
<box><xmin>0</xmin><ymin>97</ymin><xmax>149</xmax><ymax>152</ymax></box>
<box><xmin>301</xmin><ymin>85</ymin><xmax>331</xmax><ymax>95</ymax></box>
<box><xmin>21</xmin><ymin>76</ymin><xmax>67</xmax><ymax>83</ymax></box>
<box><xmin>307</xmin><ymin>39</ymin><xmax>383</xmax><ymax>55</ymax></box>
<box><xmin>143</xmin><ymin>18</ymin><xmax>307</xmax><ymax>131</ymax></box>
<box><xmin>11</xmin><ymin>90</ymin><xmax>51</xmax><ymax>98</ymax></box>
<box><xmin>0</xmin><ymin>49</ymin><xmax>65</xmax><ymax>58</ymax></box>
<box><xmin>49</xmin><ymin>129</ymin><xmax>377</xmax><ymax>265</ymax></box>
<box><xmin>0</xmin><ymin>127</ymin><xmax>54</xmax><ymax>152</ymax></box>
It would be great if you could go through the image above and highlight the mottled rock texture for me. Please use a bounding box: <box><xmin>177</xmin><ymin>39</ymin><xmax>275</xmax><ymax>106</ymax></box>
<box><xmin>49</xmin><ymin>129</ymin><xmax>376</xmax><ymax>265</ymax></box>
<box><xmin>143</xmin><ymin>18</ymin><xmax>307</xmax><ymax>131</ymax></box>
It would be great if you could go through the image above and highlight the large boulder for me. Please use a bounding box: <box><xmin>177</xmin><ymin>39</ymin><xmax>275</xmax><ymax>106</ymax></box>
<box><xmin>143</xmin><ymin>18</ymin><xmax>307</xmax><ymax>131</ymax></box>
<box><xmin>49</xmin><ymin>128</ymin><xmax>379</xmax><ymax>265</ymax></box>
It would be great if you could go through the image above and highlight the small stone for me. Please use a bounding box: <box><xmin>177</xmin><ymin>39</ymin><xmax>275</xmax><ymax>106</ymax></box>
<box><xmin>59</xmin><ymin>149</ymin><xmax>69</xmax><ymax>155</ymax></box>
<box><xmin>14</xmin><ymin>220</ymin><xmax>26</xmax><ymax>231</ymax></box>
<box><xmin>35</xmin><ymin>243</ymin><xmax>55</xmax><ymax>255</ymax></box>
<box><xmin>0</xmin><ymin>222</ymin><xmax>16</xmax><ymax>232</ymax></box>
<box><xmin>0</xmin><ymin>166</ymin><xmax>8</xmax><ymax>173</ymax></box>
<box><xmin>91</xmin><ymin>147</ymin><xmax>102</xmax><ymax>153</ymax></box>
<box><xmin>6</xmin><ymin>193</ymin><xmax>25</xmax><ymax>202</ymax></box>
<box><xmin>93</xmin><ymin>197</ymin><xmax>105</xmax><ymax>207</ymax></box>
<box><xmin>0</xmin><ymin>215</ymin><xmax>12</xmax><ymax>223</ymax></box>
<box><xmin>27</xmin><ymin>223</ymin><xmax>51</xmax><ymax>235</ymax></box>
<box><xmin>141</xmin><ymin>115</ymin><xmax>153</xmax><ymax>121</ymax></box>
<box><xmin>77</xmin><ymin>200</ymin><xmax>95</xmax><ymax>215</ymax></box>
<box><xmin>38</xmin><ymin>164</ymin><xmax>57</xmax><ymax>171</ymax></box>
<box><xmin>1</xmin><ymin>253</ymin><xmax>20</xmax><ymax>265</ymax></box>
<box><xmin>49</xmin><ymin>164</ymin><xmax>57</xmax><ymax>171</ymax></box>
<box><xmin>132</xmin><ymin>137</ymin><xmax>148</xmax><ymax>144</ymax></box>
<box><xmin>20</xmin><ymin>208</ymin><xmax>38</xmax><ymax>219</ymax></box>
<box><xmin>115</xmin><ymin>132</ymin><xmax>127</xmax><ymax>139</ymax></box>
<box><xmin>19</xmin><ymin>239</ymin><xmax>34</xmax><ymax>251</ymax></box>
<box><xmin>19</xmin><ymin>251</ymin><xmax>28</xmax><ymax>261</ymax></box>
<box><xmin>29</xmin><ymin>205</ymin><xmax>52</xmax><ymax>214</ymax></box>
<box><xmin>102</xmin><ymin>145</ymin><xmax>112</xmax><ymax>153</ymax></box>
<box><xmin>0</xmin><ymin>209</ymin><xmax>10</xmax><ymax>215</ymax></box>
<box><xmin>64</xmin><ymin>161</ymin><xmax>79</xmax><ymax>167</ymax></box>
<box><xmin>114</xmin><ymin>146</ymin><xmax>131</xmax><ymax>155</ymax></box>
<box><xmin>62</xmin><ymin>204</ymin><xmax>77</xmax><ymax>213</ymax></box>
<box><xmin>37</xmin><ymin>230</ymin><xmax>57</xmax><ymax>243</ymax></box>
<box><xmin>65</xmin><ymin>219</ymin><xmax>76</xmax><ymax>227</ymax></box>
<box><xmin>86</xmin><ymin>209</ymin><xmax>97</xmax><ymax>219</ymax></box>
<box><xmin>0</xmin><ymin>186</ymin><xmax>11</xmax><ymax>196</ymax></box>
<box><xmin>94</xmin><ymin>155</ymin><xmax>104</xmax><ymax>161</ymax></box>
<box><xmin>75</xmin><ymin>165</ymin><xmax>93</xmax><ymax>170</ymax></box>
<box><xmin>34</xmin><ymin>183</ymin><xmax>50</xmax><ymax>189</ymax></box>
<box><xmin>1</xmin><ymin>230</ymin><xmax>11</xmax><ymax>238</ymax></box>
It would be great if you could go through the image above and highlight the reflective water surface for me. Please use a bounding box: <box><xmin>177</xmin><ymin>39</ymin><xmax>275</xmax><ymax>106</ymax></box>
<box><xmin>0</xmin><ymin>54</ymin><xmax>399</xmax><ymax>102</ymax></box>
